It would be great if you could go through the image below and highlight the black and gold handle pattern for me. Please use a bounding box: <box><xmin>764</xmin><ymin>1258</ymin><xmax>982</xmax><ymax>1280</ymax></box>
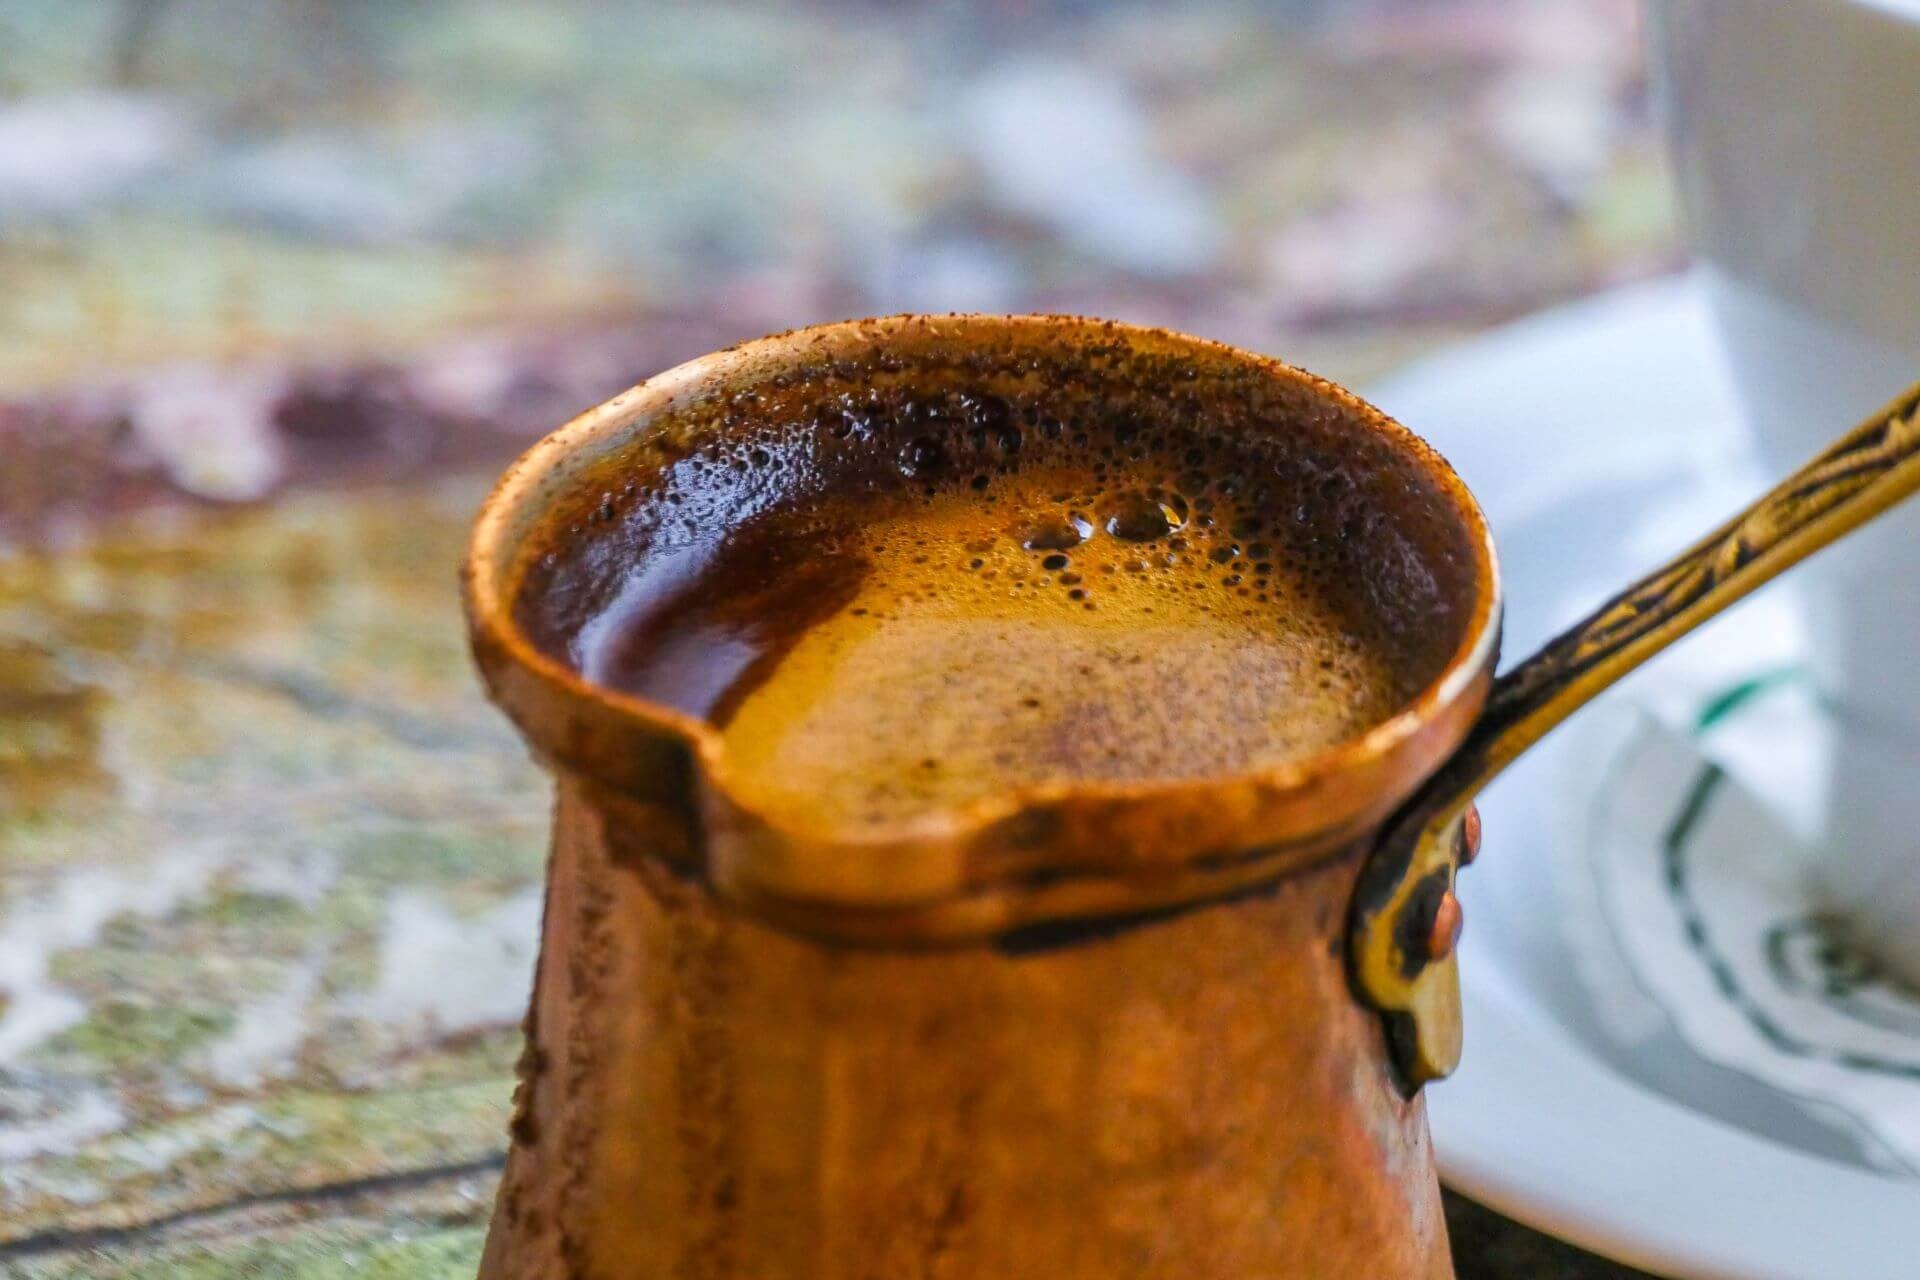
<box><xmin>1356</xmin><ymin>377</ymin><xmax>1920</xmax><ymax>1091</ymax></box>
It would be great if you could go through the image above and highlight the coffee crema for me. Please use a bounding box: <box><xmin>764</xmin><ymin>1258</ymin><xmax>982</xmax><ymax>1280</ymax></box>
<box><xmin>513</xmin><ymin>338</ymin><xmax>1474</xmax><ymax>832</ymax></box>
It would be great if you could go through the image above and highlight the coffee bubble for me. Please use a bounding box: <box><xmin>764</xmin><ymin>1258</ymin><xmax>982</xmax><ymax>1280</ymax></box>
<box><xmin>1103</xmin><ymin>489</ymin><xmax>1188</xmax><ymax>541</ymax></box>
<box><xmin>898</xmin><ymin>436</ymin><xmax>947</xmax><ymax>478</ymax></box>
<box><xmin>1021</xmin><ymin>512</ymin><xmax>1093</xmax><ymax>551</ymax></box>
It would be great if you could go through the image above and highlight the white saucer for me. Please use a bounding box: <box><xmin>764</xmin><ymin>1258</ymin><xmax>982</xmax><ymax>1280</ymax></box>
<box><xmin>1368</xmin><ymin>276</ymin><xmax>1920</xmax><ymax>1280</ymax></box>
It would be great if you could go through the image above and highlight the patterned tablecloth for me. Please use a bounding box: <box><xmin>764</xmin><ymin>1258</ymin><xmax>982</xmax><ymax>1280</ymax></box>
<box><xmin>1</xmin><ymin>2</ymin><xmax>1666</xmax><ymax>1274</ymax></box>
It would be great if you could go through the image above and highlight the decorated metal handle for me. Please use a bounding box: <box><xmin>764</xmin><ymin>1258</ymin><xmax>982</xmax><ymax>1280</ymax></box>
<box><xmin>1355</xmin><ymin>375</ymin><xmax>1920</xmax><ymax>1092</ymax></box>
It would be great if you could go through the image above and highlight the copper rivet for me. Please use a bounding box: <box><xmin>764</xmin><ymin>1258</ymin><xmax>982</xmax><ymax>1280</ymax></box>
<box><xmin>1459</xmin><ymin>806</ymin><xmax>1482</xmax><ymax>865</ymax></box>
<box><xmin>1427</xmin><ymin>891</ymin><xmax>1464</xmax><ymax>962</ymax></box>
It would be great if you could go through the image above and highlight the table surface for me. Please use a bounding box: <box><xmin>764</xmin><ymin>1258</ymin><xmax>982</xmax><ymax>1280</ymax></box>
<box><xmin>0</xmin><ymin>1</ymin><xmax>1666</xmax><ymax>1274</ymax></box>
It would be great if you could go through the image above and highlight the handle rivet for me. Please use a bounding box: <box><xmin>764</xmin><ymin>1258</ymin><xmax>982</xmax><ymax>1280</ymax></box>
<box><xmin>1426</xmin><ymin>891</ymin><xmax>1464</xmax><ymax>963</ymax></box>
<box><xmin>1458</xmin><ymin>806</ymin><xmax>1482</xmax><ymax>865</ymax></box>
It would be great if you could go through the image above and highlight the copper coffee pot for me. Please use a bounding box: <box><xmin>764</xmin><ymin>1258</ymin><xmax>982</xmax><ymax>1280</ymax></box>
<box><xmin>464</xmin><ymin>316</ymin><xmax>1920</xmax><ymax>1277</ymax></box>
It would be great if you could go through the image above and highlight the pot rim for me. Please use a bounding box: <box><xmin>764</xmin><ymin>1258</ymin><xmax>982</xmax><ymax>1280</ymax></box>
<box><xmin>464</xmin><ymin>314</ymin><xmax>1502</xmax><ymax>936</ymax></box>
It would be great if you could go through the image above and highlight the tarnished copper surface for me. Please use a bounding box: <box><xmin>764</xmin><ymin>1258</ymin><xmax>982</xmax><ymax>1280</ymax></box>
<box><xmin>481</xmin><ymin>780</ymin><xmax>1452</xmax><ymax>1279</ymax></box>
<box><xmin>466</xmin><ymin>314</ymin><xmax>1499</xmax><ymax>1276</ymax></box>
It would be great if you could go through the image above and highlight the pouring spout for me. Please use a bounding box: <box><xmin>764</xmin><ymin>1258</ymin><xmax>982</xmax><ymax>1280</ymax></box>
<box><xmin>1353</xmin><ymin>374</ymin><xmax>1920</xmax><ymax>1092</ymax></box>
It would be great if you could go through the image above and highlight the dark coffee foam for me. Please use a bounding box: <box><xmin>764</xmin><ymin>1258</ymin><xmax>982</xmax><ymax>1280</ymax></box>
<box><xmin>512</xmin><ymin>331</ymin><xmax>1477</xmax><ymax>830</ymax></box>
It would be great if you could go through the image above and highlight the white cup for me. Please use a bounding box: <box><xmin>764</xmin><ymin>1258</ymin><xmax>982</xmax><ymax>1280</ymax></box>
<box><xmin>1648</xmin><ymin>0</ymin><xmax>1920</xmax><ymax>979</ymax></box>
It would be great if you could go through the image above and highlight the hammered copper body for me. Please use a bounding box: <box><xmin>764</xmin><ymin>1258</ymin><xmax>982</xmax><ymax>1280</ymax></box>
<box><xmin>466</xmin><ymin>316</ymin><xmax>1499</xmax><ymax>1278</ymax></box>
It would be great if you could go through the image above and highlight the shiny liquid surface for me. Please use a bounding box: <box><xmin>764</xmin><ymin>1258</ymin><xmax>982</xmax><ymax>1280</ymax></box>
<box><xmin>573</xmin><ymin>439</ymin><xmax>1414</xmax><ymax>831</ymax></box>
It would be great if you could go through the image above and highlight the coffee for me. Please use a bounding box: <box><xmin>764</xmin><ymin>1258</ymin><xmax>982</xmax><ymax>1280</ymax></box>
<box><xmin>512</xmin><ymin>337</ymin><xmax>1474</xmax><ymax>832</ymax></box>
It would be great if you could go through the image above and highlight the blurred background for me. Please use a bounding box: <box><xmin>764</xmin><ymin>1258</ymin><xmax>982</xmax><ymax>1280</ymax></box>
<box><xmin>1</xmin><ymin>2</ymin><xmax>1662</xmax><ymax>1276</ymax></box>
<box><xmin>3</xmin><ymin>0</ymin><xmax>1667</xmax><ymax>527</ymax></box>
